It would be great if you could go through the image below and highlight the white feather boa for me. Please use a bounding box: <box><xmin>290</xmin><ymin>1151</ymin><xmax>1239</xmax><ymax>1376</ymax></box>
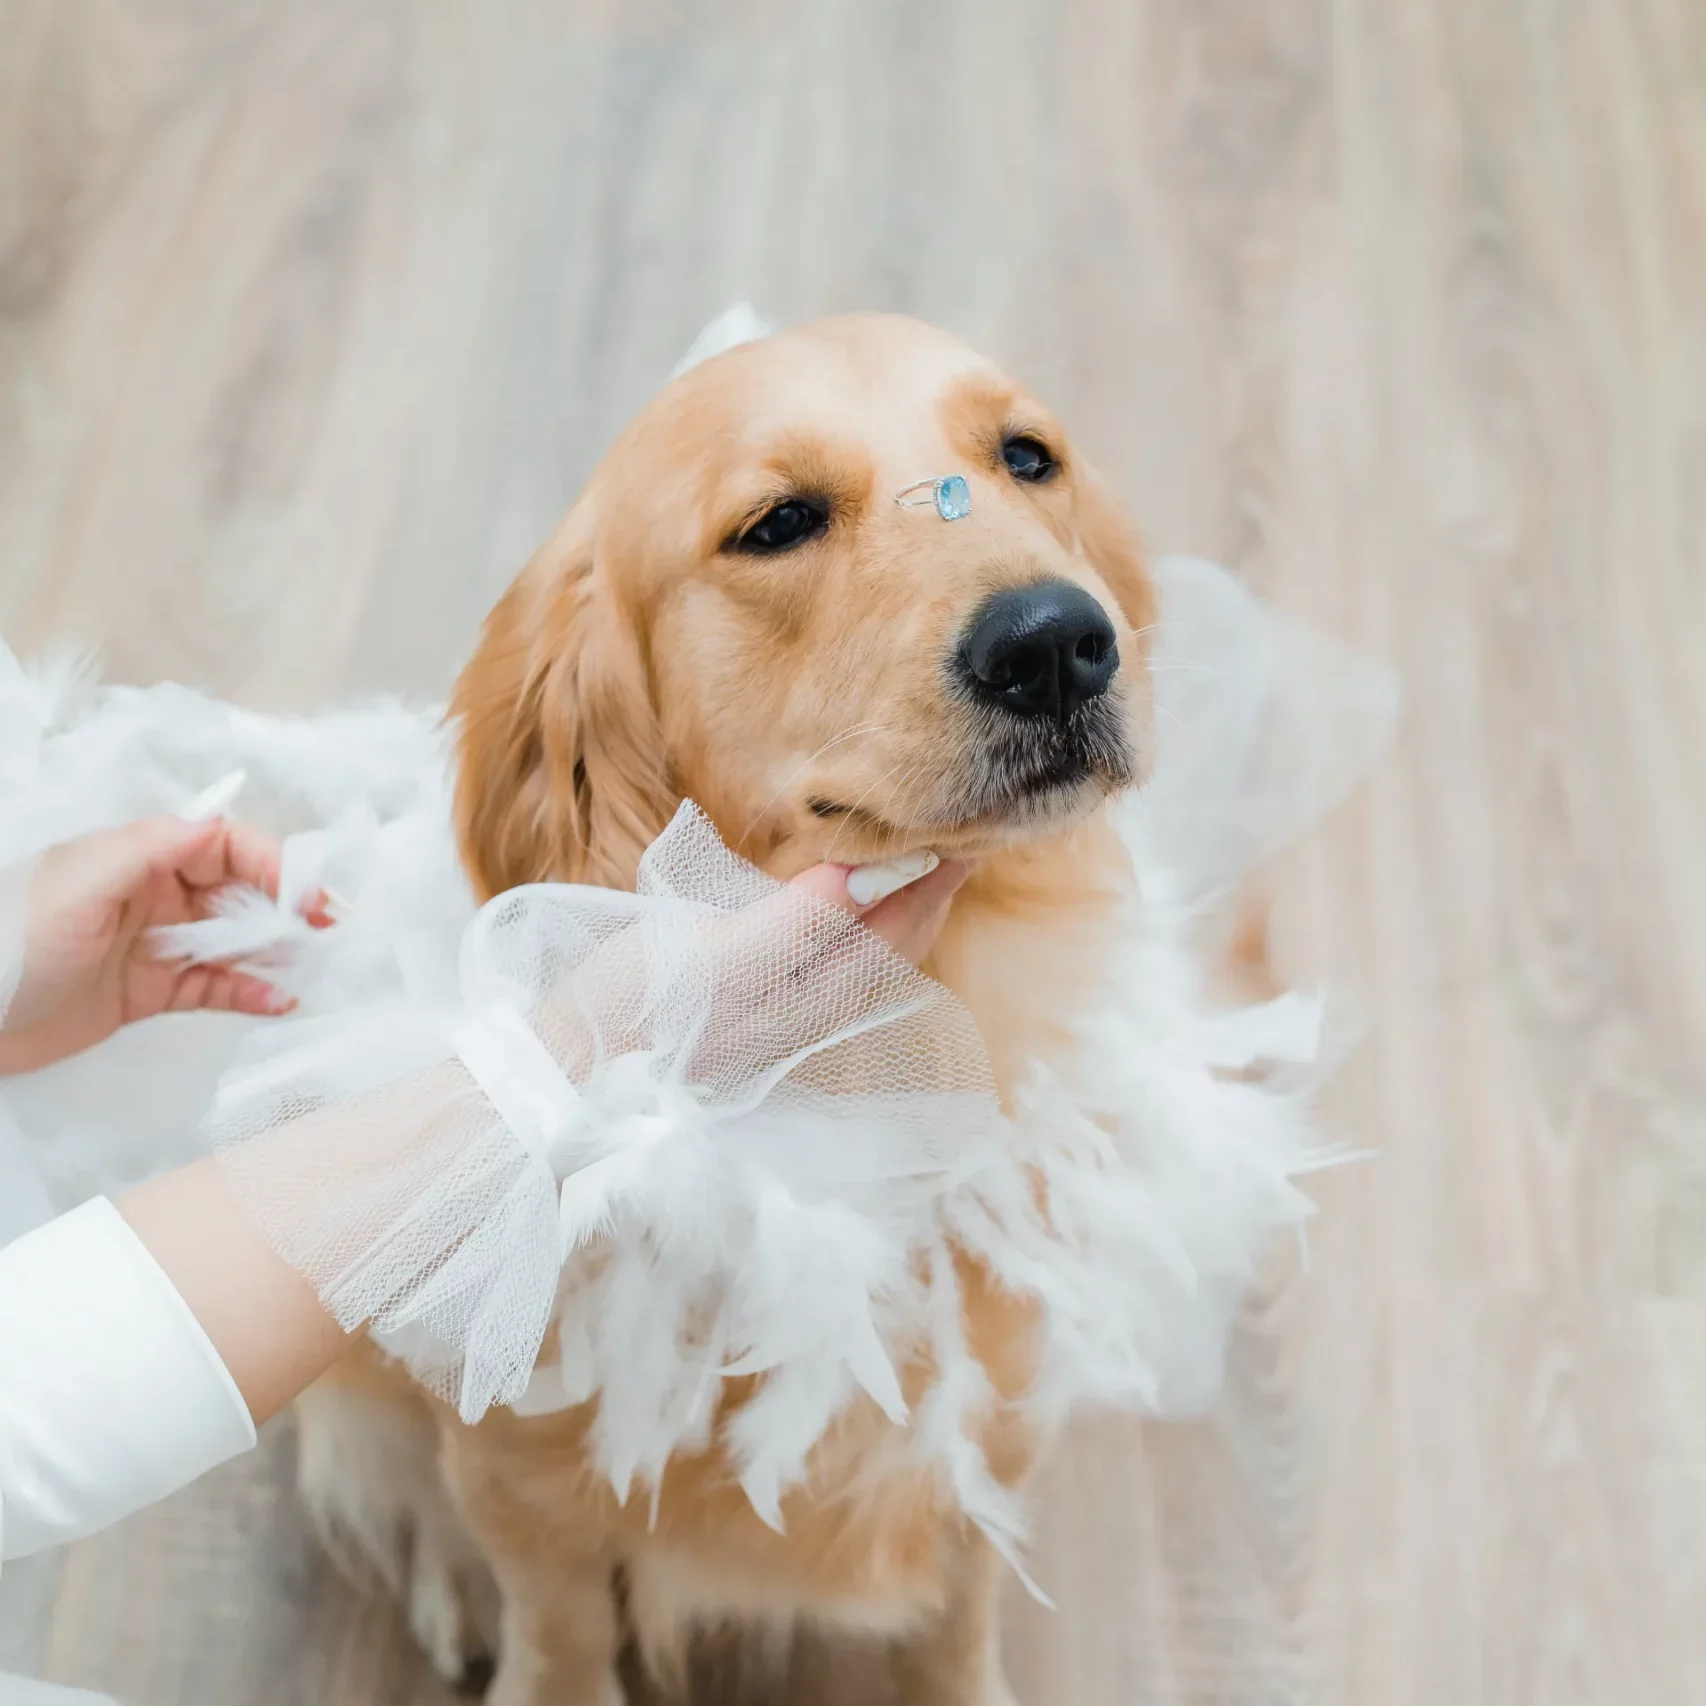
<box><xmin>0</xmin><ymin>554</ymin><xmax>1395</xmax><ymax>1580</ymax></box>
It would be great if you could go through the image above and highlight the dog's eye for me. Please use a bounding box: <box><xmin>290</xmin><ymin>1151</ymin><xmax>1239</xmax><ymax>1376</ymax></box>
<box><xmin>1001</xmin><ymin>435</ymin><xmax>1058</xmax><ymax>483</ymax></box>
<box><xmin>731</xmin><ymin>499</ymin><xmax>828</xmax><ymax>554</ymax></box>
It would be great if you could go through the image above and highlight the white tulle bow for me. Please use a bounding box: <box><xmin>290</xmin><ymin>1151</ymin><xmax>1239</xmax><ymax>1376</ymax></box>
<box><xmin>207</xmin><ymin>803</ymin><xmax>1006</xmax><ymax>1472</ymax></box>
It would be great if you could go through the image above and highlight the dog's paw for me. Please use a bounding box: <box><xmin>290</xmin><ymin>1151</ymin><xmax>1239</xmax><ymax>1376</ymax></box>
<box><xmin>559</xmin><ymin>1678</ymin><xmax>624</xmax><ymax>1706</ymax></box>
<box><xmin>485</xmin><ymin>1658</ymin><xmax>624</xmax><ymax>1706</ymax></box>
<box><xmin>403</xmin><ymin>1520</ymin><xmax>503</xmax><ymax>1690</ymax></box>
<box><xmin>454</xmin><ymin>1651</ymin><xmax>499</xmax><ymax>1697</ymax></box>
<box><xmin>294</xmin><ymin>1373</ymin><xmax>502</xmax><ymax>1686</ymax></box>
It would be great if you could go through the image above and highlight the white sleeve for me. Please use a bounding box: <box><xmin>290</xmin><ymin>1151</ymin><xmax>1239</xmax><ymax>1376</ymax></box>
<box><xmin>0</xmin><ymin>1197</ymin><xmax>257</xmax><ymax>1564</ymax></box>
<box><xmin>0</xmin><ymin>1678</ymin><xmax>116</xmax><ymax>1705</ymax></box>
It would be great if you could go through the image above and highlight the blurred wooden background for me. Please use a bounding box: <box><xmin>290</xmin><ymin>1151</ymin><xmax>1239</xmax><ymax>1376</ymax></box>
<box><xmin>3</xmin><ymin>0</ymin><xmax>1705</xmax><ymax>1702</ymax></box>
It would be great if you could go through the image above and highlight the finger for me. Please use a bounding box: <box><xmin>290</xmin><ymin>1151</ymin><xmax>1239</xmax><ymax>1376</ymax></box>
<box><xmin>226</xmin><ymin>972</ymin><xmax>297</xmax><ymax>1016</ymax></box>
<box><xmin>298</xmin><ymin>890</ymin><xmax>337</xmax><ymax>930</ymax></box>
<box><xmin>163</xmin><ymin>964</ymin><xmax>294</xmax><ymax>1017</ymax></box>
<box><xmin>158</xmin><ymin>960</ymin><xmax>214</xmax><ymax>1014</ymax></box>
<box><xmin>786</xmin><ymin>859</ymin><xmax>969</xmax><ymax>968</ymax></box>
<box><xmin>857</xmin><ymin>860</ymin><xmax>969</xmax><ymax>964</ymax></box>
<box><xmin>172</xmin><ymin>817</ymin><xmax>284</xmax><ymax>897</ymax></box>
<box><xmin>786</xmin><ymin>863</ymin><xmax>866</xmax><ymax>916</ymax></box>
<box><xmin>675</xmin><ymin>863</ymin><xmax>873</xmax><ymax>998</ymax></box>
<box><xmin>62</xmin><ymin>816</ymin><xmax>215</xmax><ymax>910</ymax></box>
<box><xmin>788</xmin><ymin>855</ymin><xmax>962</xmax><ymax>915</ymax></box>
<box><xmin>218</xmin><ymin>820</ymin><xmax>286</xmax><ymax>898</ymax></box>
<box><xmin>183</xmin><ymin>823</ymin><xmax>334</xmax><ymax>927</ymax></box>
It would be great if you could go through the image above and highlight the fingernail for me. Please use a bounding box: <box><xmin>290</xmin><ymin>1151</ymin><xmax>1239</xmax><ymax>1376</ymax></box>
<box><xmin>845</xmin><ymin>850</ymin><xmax>939</xmax><ymax>907</ymax></box>
<box><xmin>178</xmin><ymin>768</ymin><xmax>247</xmax><ymax>822</ymax></box>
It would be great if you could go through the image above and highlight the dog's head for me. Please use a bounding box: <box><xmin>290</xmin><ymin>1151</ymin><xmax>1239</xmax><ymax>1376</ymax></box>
<box><xmin>452</xmin><ymin>313</ymin><xmax>1157</xmax><ymax>895</ymax></box>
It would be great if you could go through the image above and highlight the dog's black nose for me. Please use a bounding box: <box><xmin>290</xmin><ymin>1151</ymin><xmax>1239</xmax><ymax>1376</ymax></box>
<box><xmin>960</xmin><ymin>580</ymin><xmax>1119</xmax><ymax>721</ymax></box>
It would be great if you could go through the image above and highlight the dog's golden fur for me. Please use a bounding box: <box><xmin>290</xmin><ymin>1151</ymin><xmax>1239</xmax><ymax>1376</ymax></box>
<box><xmin>299</xmin><ymin>315</ymin><xmax>1167</xmax><ymax>1706</ymax></box>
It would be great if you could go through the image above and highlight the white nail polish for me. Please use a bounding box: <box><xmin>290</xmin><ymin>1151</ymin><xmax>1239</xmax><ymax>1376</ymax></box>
<box><xmin>846</xmin><ymin>850</ymin><xmax>939</xmax><ymax>907</ymax></box>
<box><xmin>179</xmin><ymin>768</ymin><xmax>247</xmax><ymax>822</ymax></box>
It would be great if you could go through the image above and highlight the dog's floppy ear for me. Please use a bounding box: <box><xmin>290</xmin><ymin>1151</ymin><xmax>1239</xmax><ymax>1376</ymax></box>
<box><xmin>1074</xmin><ymin>461</ymin><xmax>1159</xmax><ymax>644</ymax></box>
<box><xmin>450</xmin><ymin>513</ymin><xmax>673</xmax><ymax>898</ymax></box>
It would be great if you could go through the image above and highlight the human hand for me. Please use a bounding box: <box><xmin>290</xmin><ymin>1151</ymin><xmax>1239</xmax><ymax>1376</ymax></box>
<box><xmin>0</xmin><ymin>816</ymin><xmax>304</xmax><ymax>1076</ymax></box>
<box><xmin>791</xmin><ymin>852</ymin><xmax>969</xmax><ymax>967</ymax></box>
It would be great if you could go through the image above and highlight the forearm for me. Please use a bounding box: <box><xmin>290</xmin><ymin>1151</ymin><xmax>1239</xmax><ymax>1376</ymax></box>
<box><xmin>0</xmin><ymin>1099</ymin><xmax>456</xmax><ymax>1565</ymax></box>
<box><xmin>118</xmin><ymin>1157</ymin><xmax>352</xmax><ymax>1426</ymax></box>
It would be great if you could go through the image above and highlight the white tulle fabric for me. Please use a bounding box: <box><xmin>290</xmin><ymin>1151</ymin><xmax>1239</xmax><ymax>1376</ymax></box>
<box><xmin>199</xmin><ymin>804</ymin><xmax>1339</xmax><ymax>1560</ymax></box>
<box><xmin>207</xmin><ymin>805</ymin><xmax>1003</xmax><ymax>1503</ymax></box>
<box><xmin>1132</xmin><ymin>557</ymin><xmax>1399</xmax><ymax>910</ymax></box>
<box><xmin>0</xmin><ymin>538</ymin><xmax>1396</xmax><ymax>1585</ymax></box>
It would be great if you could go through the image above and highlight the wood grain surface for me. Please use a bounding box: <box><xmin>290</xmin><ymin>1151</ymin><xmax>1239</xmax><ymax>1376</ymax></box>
<box><xmin>2</xmin><ymin>1</ymin><xmax>1703</xmax><ymax>1702</ymax></box>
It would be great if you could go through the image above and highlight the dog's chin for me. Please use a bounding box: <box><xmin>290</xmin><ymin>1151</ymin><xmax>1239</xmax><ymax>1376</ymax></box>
<box><xmin>798</xmin><ymin>747</ymin><xmax>1137</xmax><ymax>864</ymax></box>
<box><xmin>788</xmin><ymin>701</ymin><xmax>1142</xmax><ymax>863</ymax></box>
<box><xmin>931</xmin><ymin>766</ymin><xmax>1123</xmax><ymax>853</ymax></box>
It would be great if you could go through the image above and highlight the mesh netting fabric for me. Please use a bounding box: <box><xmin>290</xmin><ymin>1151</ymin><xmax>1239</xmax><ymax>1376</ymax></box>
<box><xmin>1132</xmin><ymin>556</ymin><xmax>1400</xmax><ymax>912</ymax></box>
<box><xmin>209</xmin><ymin>803</ymin><xmax>1008</xmax><ymax>1514</ymax></box>
<box><xmin>0</xmin><ymin>544</ymin><xmax>1393</xmax><ymax>1568</ymax></box>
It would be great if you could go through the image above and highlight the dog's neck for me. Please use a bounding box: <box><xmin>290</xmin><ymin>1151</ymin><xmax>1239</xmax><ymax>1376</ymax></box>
<box><xmin>924</xmin><ymin>806</ymin><xmax>1137</xmax><ymax>1097</ymax></box>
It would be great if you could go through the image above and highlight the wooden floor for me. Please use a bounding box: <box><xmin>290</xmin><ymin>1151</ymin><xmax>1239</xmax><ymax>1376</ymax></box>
<box><xmin>4</xmin><ymin>1</ymin><xmax>1705</xmax><ymax>1701</ymax></box>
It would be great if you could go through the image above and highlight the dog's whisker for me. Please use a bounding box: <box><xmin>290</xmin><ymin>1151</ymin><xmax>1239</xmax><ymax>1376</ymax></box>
<box><xmin>823</xmin><ymin>761</ymin><xmax>908</xmax><ymax>862</ymax></box>
<box><xmin>869</xmin><ymin>763</ymin><xmax>925</xmax><ymax>853</ymax></box>
<box><xmin>1145</xmin><ymin>660</ymin><xmax>1233</xmax><ymax>679</ymax></box>
<box><xmin>734</xmin><ymin>723</ymin><xmax>890</xmax><ymax>851</ymax></box>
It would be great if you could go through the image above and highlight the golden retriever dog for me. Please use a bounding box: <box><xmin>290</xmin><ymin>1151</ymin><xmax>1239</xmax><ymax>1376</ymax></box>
<box><xmin>295</xmin><ymin>313</ymin><xmax>1162</xmax><ymax>1706</ymax></box>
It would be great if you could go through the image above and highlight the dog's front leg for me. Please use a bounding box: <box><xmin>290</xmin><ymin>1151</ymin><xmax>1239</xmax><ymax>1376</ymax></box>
<box><xmin>484</xmin><ymin>1559</ymin><xmax>624</xmax><ymax>1706</ymax></box>
<box><xmin>438</xmin><ymin>1422</ymin><xmax>624</xmax><ymax>1706</ymax></box>
<box><xmin>892</xmin><ymin>1531</ymin><xmax>1020</xmax><ymax>1706</ymax></box>
<box><xmin>294</xmin><ymin>1359</ymin><xmax>501</xmax><ymax>1689</ymax></box>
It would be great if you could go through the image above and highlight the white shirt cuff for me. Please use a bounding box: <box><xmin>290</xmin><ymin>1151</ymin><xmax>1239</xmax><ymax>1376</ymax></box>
<box><xmin>0</xmin><ymin>1197</ymin><xmax>257</xmax><ymax>1563</ymax></box>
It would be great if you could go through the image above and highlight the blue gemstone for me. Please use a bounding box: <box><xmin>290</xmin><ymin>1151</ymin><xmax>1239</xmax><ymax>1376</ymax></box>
<box><xmin>935</xmin><ymin>475</ymin><xmax>971</xmax><ymax>520</ymax></box>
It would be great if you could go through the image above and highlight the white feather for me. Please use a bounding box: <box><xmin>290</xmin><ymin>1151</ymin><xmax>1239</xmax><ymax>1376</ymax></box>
<box><xmin>148</xmin><ymin>884</ymin><xmax>311</xmax><ymax>967</ymax></box>
<box><xmin>0</xmin><ymin>553</ymin><xmax>1395</xmax><ymax>1586</ymax></box>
